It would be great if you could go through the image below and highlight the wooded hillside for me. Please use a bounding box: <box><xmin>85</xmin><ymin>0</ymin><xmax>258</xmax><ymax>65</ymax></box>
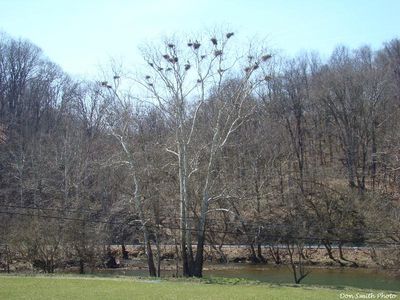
<box><xmin>0</xmin><ymin>32</ymin><xmax>399</xmax><ymax>276</ymax></box>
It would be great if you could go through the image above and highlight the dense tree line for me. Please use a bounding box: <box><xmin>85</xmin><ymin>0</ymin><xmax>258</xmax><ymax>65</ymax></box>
<box><xmin>0</xmin><ymin>32</ymin><xmax>399</xmax><ymax>278</ymax></box>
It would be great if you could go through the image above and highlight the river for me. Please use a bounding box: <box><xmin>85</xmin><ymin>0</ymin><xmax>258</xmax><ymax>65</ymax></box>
<box><xmin>93</xmin><ymin>263</ymin><xmax>400</xmax><ymax>291</ymax></box>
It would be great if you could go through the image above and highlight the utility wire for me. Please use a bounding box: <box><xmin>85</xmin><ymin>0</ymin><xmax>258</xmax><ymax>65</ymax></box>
<box><xmin>0</xmin><ymin>210</ymin><xmax>398</xmax><ymax>246</ymax></box>
<box><xmin>0</xmin><ymin>203</ymin><xmax>398</xmax><ymax>235</ymax></box>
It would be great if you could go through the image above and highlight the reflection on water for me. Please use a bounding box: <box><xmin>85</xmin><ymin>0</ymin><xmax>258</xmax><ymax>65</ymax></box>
<box><xmin>92</xmin><ymin>264</ymin><xmax>400</xmax><ymax>291</ymax></box>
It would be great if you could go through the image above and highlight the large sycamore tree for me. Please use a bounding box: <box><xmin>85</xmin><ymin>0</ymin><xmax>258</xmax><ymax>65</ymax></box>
<box><xmin>137</xmin><ymin>31</ymin><xmax>272</xmax><ymax>276</ymax></box>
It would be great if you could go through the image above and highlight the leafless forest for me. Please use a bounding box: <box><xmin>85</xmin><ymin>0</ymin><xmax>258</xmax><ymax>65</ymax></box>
<box><xmin>0</xmin><ymin>32</ymin><xmax>399</xmax><ymax>279</ymax></box>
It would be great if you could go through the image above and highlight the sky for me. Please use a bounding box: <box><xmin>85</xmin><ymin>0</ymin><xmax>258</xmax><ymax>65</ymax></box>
<box><xmin>0</xmin><ymin>0</ymin><xmax>399</xmax><ymax>78</ymax></box>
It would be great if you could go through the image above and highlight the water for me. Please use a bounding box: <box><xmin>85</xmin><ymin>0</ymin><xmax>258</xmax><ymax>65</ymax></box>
<box><xmin>93</xmin><ymin>264</ymin><xmax>400</xmax><ymax>291</ymax></box>
<box><xmin>204</xmin><ymin>265</ymin><xmax>400</xmax><ymax>291</ymax></box>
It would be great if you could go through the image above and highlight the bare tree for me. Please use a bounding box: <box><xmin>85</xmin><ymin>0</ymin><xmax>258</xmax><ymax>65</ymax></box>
<box><xmin>137</xmin><ymin>32</ymin><xmax>271</xmax><ymax>276</ymax></box>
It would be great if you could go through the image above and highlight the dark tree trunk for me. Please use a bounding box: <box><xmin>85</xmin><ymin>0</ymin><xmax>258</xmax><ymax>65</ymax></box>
<box><xmin>323</xmin><ymin>240</ymin><xmax>345</xmax><ymax>266</ymax></box>
<box><xmin>269</xmin><ymin>246</ymin><xmax>282</xmax><ymax>265</ymax></box>
<box><xmin>338</xmin><ymin>242</ymin><xmax>358</xmax><ymax>267</ymax></box>
<box><xmin>249</xmin><ymin>243</ymin><xmax>260</xmax><ymax>263</ymax></box>
<box><xmin>174</xmin><ymin>238</ymin><xmax>180</xmax><ymax>277</ymax></box>
<box><xmin>79</xmin><ymin>259</ymin><xmax>85</xmax><ymax>274</ymax></box>
<box><xmin>121</xmin><ymin>243</ymin><xmax>129</xmax><ymax>260</ymax></box>
<box><xmin>181</xmin><ymin>243</ymin><xmax>190</xmax><ymax>276</ymax></box>
<box><xmin>5</xmin><ymin>245</ymin><xmax>10</xmax><ymax>273</ymax></box>
<box><xmin>153</xmin><ymin>230</ymin><xmax>161</xmax><ymax>277</ymax></box>
<box><xmin>193</xmin><ymin>231</ymin><xmax>205</xmax><ymax>277</ymax></box>
<box><xmin>287</xmin><ymin>242</ymin><xmax>309</xmax><ymax>284</ymax></box>
<box><xmin>146</xmin><ymin>240</ymin><xmax>157</xmax><ymax>277</ymax></box>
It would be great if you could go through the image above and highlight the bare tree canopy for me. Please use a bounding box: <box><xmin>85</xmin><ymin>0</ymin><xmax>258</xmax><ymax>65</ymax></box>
<box><xmin>0</xmin><ymin>32</ymin><xmax>399</xmax><ymax>282</ymax></box>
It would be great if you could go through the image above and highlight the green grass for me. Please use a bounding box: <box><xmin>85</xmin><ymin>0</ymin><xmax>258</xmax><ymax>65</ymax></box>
<box><xmin>0</xmin><ymin>275</ymin><xmax>397</xmax><ymax>300</ymax></box>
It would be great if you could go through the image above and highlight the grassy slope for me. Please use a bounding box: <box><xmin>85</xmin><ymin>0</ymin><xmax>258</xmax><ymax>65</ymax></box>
<box><xmin>0</xmin><ymin>275</ymin><xmax>395</xmax><ymax>300</ymax></box>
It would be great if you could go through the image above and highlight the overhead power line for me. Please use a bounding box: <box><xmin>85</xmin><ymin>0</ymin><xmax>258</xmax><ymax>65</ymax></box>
<box><xmin>0</xmin><ymin>210</ymin><xmax>399</xmax><ymax>246</ymax></box>
<box><xmin>0</xmin><ymin>203</ymin><xmax>398</xmax><ymax>235</ymax></box>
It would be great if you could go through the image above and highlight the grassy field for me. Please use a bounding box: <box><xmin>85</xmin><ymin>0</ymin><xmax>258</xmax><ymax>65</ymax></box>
<box><xmin>0</xmin><ymin>275</ymin><xmax>398</xmax><ymax>300</ymax></box>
